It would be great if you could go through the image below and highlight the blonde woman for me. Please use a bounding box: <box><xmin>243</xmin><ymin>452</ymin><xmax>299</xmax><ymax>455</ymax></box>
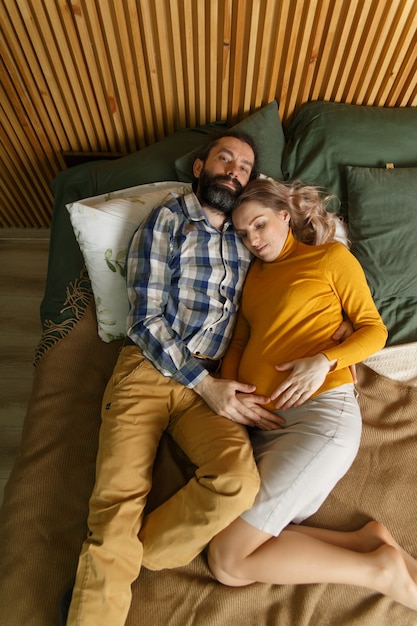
<box><xmin>208</xmin><ymin>179</ymin><xmax>417</xmax><ymax>612</ymax></box>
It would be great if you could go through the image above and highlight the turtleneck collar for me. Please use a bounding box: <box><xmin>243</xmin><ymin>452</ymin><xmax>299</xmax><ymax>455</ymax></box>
<box><xmin>262</xmin><ymin>227</ymin><xmax>298</xmax><ymax>265</ymax></box>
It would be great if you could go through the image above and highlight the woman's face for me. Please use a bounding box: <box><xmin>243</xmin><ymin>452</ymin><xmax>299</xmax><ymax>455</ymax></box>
<box><xmin>233</xmin><ymin>201</ymin><xmax>290</xmax><ymax>262</ymax></box>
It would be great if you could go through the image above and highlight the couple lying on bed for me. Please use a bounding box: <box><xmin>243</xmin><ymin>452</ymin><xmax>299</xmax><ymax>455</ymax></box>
<box><xmin>64</xmin><ymin>131</ymin><xmax>417</xmax><ymax>626</ymax></box>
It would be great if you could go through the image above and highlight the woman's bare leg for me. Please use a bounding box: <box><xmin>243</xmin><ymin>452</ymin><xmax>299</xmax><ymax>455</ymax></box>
<box><xmin>208</xmin><ymin>518</ymin><xmax>417</xmax><ymax>611</ymax></box>
<box><xmin>287</xmin><ymin>521</ymin><xmax>417</xmax><ymax>582</ymax></box>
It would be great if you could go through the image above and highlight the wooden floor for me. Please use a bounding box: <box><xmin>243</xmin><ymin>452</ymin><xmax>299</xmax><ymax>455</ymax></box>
<box><xmin>0</xmin><ymin>228</ymin><xmax>50</xmax><ymax>506</ymax></box>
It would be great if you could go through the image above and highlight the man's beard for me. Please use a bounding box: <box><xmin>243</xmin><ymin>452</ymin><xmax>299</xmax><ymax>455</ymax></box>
<box><xmin>198</xmin><ymin>170</ymin><xmax>243</xmax><ymax>215</ymax></box>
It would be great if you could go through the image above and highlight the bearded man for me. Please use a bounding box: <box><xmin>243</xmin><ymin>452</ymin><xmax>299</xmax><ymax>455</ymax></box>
<box><xmin>65</xmin><ymin>131</ymin><xmax>283</xmax><ymax>626</ymax></box>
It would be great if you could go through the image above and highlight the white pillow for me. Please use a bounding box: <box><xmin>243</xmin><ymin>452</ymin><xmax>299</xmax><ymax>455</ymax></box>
<box><xmin>67</xmin><ymin>181</ymin><xmax>192</xmax><ymax>342</ymax></box>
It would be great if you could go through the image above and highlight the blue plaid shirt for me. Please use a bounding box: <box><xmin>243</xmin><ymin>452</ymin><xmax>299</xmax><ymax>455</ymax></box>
<box><xmin>126</xmin><ymin>190</ymin><xmax>252</xmax><ymax>388</ymax></box>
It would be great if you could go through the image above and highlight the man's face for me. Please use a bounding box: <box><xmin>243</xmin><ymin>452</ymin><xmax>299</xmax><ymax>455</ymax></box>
<box><xmin>193</xmin><ymin>137</ymin><xmax>255</xmax><ymax>215</ymax></box>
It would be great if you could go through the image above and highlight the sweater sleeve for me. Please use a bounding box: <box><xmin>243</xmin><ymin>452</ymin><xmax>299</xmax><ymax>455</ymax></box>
<box><xmin>220</xmin><ymin>310</ymin><xmax>250</xmax><ymax>380</ymax></box>
<box><xmin>321</xmin><ymin>244</ymin><xmax>388</xmax><ymax>368</ymax></box>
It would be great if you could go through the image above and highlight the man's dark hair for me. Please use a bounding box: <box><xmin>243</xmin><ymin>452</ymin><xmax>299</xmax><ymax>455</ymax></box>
<box><xmin>195</xmin><ymin>129</ymin><xmax>259</xmax><ymax>180</ymax></box>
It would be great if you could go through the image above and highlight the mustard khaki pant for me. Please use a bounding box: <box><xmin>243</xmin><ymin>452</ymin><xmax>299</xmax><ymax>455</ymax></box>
<box><xmin>67</xmin><ymin>347</ymin><xmax>260</xmax><ymax>626</ymax></box>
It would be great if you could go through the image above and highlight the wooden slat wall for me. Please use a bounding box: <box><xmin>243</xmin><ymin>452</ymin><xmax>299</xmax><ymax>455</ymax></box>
<box><xmin>0</xmin><ymin>0</ymin><xmax>416</xmax><ymax>228</ymax></box>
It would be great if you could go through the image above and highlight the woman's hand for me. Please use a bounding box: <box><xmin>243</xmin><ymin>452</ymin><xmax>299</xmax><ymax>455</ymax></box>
<box><xmin>194</xmin><ymin>375</ymin><xmax>284</xmax><ymax>428</ymax></box>
<box><xmin>271</xmin><ymin>354</ymin><xmax>336</xmax><ymax>410</ymax></box>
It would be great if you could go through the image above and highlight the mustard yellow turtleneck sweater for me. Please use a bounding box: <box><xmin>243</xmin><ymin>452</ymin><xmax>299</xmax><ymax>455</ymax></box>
<box><xmin>222</xmin><ymin>230</ymin><xmax>387</xmax><ymax>400</ymax></box>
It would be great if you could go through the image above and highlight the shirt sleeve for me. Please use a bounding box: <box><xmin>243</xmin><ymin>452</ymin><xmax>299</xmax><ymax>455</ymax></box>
<box><xmin>321</xmin><ymin>244</ymin><xmax>388</xmax><ymax>368</ymax></box>
<box><xmin>126</xmin><ymin>205</ymin><xmax>209</xmax><ymax>388</ymax></box>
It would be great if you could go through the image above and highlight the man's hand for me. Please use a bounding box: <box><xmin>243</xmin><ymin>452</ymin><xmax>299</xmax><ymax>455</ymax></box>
<box><xmin>194</xmin><ymin>375</ymin><xmax>284</xmax><ymax>429</ymax></box>
<box><xmin>332</xmin><ymin>319</ymin><xmax>358</xmax><ymax>383</ymax></box>
<box><xmin>331</xmin><ymin>319</ymin><xmax>353</xmax><ymax>343</ymax></box>
<box><xmin>235</xmin><ymin>393</ymin><xmax>285</xmax><ymax>430</ymax></box>
<box><xmin>271</xmin><ymin>354</ymin><xmax>336</xmax><ymax>410</ymax></box>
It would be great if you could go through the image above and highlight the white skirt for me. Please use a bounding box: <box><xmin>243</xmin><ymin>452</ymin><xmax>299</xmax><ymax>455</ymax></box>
<box><xmin>241</xmin><ymin>384</ymin><xmax>361</xmax><ymax>536</ymax></box>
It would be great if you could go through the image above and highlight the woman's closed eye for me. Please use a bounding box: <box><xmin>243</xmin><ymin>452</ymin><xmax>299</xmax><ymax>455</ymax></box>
<box><xmin>236</xmin><ymin>221</ymin><xmax>266</xmax><ymax>239</ymax></box>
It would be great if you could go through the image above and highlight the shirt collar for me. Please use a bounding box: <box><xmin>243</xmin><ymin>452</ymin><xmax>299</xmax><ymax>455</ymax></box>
<box><xmin>182</xmin><ymin>191</ymin><xmax>234</xmax><ymax>232</ymax></box>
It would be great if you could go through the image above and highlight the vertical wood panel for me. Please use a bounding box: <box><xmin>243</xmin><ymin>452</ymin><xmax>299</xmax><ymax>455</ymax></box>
<box><xmin>168</xmin><ymin>0</ymin><xmax>187</xmax><ymax>129</ymax></box>
<box><xmin>65</xmin><ymin>0</ymin><xmax>116</xmax><ymax>151</ymax></box>
<box><xmin>369</xmin><ymin>0</ymin><xmax>417</xmax><ymax>104</ymax></box>
<box><xmin>0</xmin><ymin>0</ymin><xmax>416</xmax><ymax>228</ymax></box>
<box><xmin>218</xmin><ymin>0</ymin><xmax>233</xmax><ymax>121</ymax></box>
<box><xmin>387</xmin><ymin>37</ymin><xmax>417</xmax><ymax>105</ymax></box>
<box><xmin>179</xmin><ymin>0</ymin><xmax>197</xmax><ymax>127</ymax></box>
<box><xmin>206</xmin><ymin>1</ymin><xmax>219</xmax><ymax>121</ymax></box>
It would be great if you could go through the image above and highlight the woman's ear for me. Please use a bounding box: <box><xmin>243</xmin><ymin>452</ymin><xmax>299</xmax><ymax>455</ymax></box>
<box><xmin>281</xmin><ymin>210</ymin><xmax>291</xmax><ymax>222</ymax></box>
<box><xmin>193</xmin><ymin>158</ymin><xmax>204</xmax><ymax>179</ymax></box>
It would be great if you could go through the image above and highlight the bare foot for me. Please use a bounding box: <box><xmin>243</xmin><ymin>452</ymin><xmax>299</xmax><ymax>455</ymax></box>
<box><xmin>357</xmin><ymin>521</ymin><xmax>417</xmax><ymax>583</ymax></box>
<box><xmin>355</xmin><ymin>520</ymin><xmax>396</xmax><ymax>551</ymax></box>
<box><xmin>371</xmin><ymin>544</ymin><xmax>417</xmax><ymax>612</ymax></box>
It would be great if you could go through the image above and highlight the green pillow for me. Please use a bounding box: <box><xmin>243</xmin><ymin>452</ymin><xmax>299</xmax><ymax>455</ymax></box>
<box><xmin>283</xmin><ymin>101</ymin><xmax>417</xmax><ymax>219</ymax></box>
<box><xmin>346</xmin><ymin>165</ymin><xmax>417</xmax><ymax>345</ymax></box>
<box><xmin>174</xmin><ymin>100</ymin><xmax>285</xmax><ymax>182</ymax></box>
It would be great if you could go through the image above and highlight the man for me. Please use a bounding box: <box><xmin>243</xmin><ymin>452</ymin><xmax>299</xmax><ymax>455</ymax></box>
<box><xmin>66</xmin><ymin>131</ymin><xmax>281</xmax><ymax>626</ymax></box>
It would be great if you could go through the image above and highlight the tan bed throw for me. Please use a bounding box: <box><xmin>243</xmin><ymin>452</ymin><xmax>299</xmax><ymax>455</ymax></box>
<box><xmin>0</xmin><ymin>302</ymin><xmax>416</xmax><ymax>626</ymax></box>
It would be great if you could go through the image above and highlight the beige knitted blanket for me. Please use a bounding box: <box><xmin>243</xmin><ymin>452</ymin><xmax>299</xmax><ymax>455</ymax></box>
<box><xmin>0</xmin><ymin>302</ymin><xmax>416</xmax><ymax>625</ymax></box>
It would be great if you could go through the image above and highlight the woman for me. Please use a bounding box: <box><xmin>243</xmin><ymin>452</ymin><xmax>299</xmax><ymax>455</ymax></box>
<box><xmin>208</xmin><ymin>178</ymin><xmax>417</xmax><ymax>612</ymax></box>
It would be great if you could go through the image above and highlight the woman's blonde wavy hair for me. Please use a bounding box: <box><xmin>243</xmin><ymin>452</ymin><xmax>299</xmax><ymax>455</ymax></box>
<box><xmin>234</xmin><ymin>178</ymin><xmax>341</xmax><ymax>246</ymax></box>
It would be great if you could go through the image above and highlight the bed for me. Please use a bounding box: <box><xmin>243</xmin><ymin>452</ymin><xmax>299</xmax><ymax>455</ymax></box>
<box><xmin>0</xmin><ymin>100</ymin><xmax>416</xmax><ymax>626</ymax></box>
